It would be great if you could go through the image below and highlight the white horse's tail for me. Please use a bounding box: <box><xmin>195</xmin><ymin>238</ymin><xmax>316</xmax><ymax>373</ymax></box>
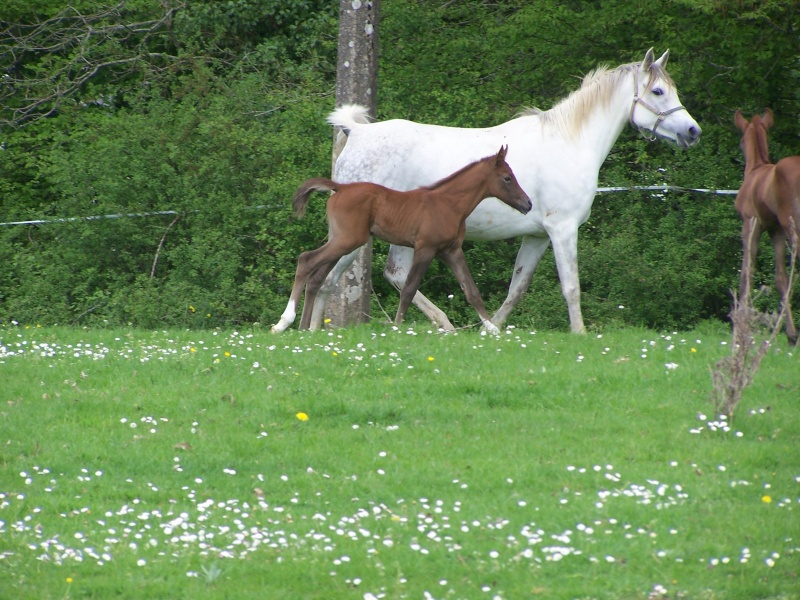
<box><xmin>327</xmin><ymin>104</ymin><xmax>372</xmax><ymax>135</ymax></box>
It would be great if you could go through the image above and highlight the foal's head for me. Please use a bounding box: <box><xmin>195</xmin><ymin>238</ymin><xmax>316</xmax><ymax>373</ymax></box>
<box><xmin>484</xmin><ymin>146</ymin><xmax>532</xmax><ymax>215</ymax></box>
<box><xmin>735</xmin><ymin>109</ymin><xmax>773</xmax><ymax>167</ymax></box>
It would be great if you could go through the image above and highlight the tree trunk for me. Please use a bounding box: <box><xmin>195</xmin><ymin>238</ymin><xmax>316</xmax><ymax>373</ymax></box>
<box><xmin>325</xmin><ymin>0</ymin><xmax>380</xmax><ymax>328</ymax></box>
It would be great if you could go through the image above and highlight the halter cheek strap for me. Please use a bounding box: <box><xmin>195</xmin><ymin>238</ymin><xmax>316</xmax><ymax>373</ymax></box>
<box><xmin>629</xmin><ymin>72</ymin><xmax>687</xmax><ymax>141</ymax></box>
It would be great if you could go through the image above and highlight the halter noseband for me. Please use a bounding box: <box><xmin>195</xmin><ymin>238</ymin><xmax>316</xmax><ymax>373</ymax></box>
<box><xmin>629</xmin><ymin>69</ymin><xmax>686</xmax><ymax>141</ymax></box>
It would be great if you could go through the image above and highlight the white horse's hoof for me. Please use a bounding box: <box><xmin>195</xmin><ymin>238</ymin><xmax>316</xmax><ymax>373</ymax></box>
<box><xmin>481</xmin><ymin>320</ymin><xmax>501</xmax><ymax>335</ymax></box>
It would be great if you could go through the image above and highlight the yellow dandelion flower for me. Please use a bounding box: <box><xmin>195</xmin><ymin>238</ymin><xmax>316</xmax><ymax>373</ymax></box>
<box><xmin>690</xmin><ymin>348</ymin><xmax>697</xmax><ymax>353</ymax></box>
<box><xmin>762</xmin><ymin>495</ymin><xmax>772</xmax><ymax>504</ymax></box>
<box><xmin>189</xmin><ymin>305</ymin><xmax>196</xmax><ymax>313</ymax></box>
<box><xmin>324</xmin><ymin>318</ymin><xmax>332</xmax><ymax>324</ymax></box>
<box><xmin>224</xmin><ymin>351</ymin><xmax>231</xmax><ymax>357</ymax></box>
<box><xmin>296</xmin><ymin>412</ymin><xmax>309</xmax><ymax>422</ymax></box>
<box><xmin>66</xmin><ymin>577</ymin><xmax>73</xmax><ymax>584</ymax></box>
<box><xmin>428</xmin><ymin>356</ymin><xmax>434</xmax><ymax>362</ymax></box>
<box><xmin>332</xmin><ymin>351</ymin><xmax>338</xmax><ymax>356</ymax></box>
<box><xmin>190</xmin><ymin>347</ymin><xmax>196</xmax><ymax>353</ymax></box>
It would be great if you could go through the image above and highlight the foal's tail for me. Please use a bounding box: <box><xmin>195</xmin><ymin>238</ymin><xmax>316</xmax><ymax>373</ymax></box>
<box><xmin>292</xmin><ymin>178</ymin><xmax>338</xmax><ymax>218</ymax></box>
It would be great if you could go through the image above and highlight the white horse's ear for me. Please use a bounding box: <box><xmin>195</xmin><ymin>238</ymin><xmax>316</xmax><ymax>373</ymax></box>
<box><xmin>641</xmin><ymin>48</ymin><xmax>655</xmax><ymax>70</ymax></box>
<box><xmin>655</xmin><ymin>49</ymin><xmax>669</xmax><ymax>69</ymax></box>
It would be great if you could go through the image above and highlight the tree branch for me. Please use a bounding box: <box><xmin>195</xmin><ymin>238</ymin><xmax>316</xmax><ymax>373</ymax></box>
<box><xmin>0</xmin><ymin>1</ymin><xmax>186</xmax><ymax>128</ymax></box>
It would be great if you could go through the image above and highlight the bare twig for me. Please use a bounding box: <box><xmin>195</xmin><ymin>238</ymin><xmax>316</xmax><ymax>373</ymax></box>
<box><xmin>151</xmin><ymin>213</ymin><xmax>182</xmax><ymax>278</ymax></box>
<box><xmin>1</xmin><ymin>2</ymin><xmax>186</xmax><ymax>128</ymax></box>
<box><xmin>710</xmin><ymin>218</ymin><xmax>796</xmax><ymax>419</ymax></box>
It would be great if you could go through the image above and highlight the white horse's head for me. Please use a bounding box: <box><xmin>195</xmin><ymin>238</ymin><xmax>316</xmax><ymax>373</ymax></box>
<box><xmin>629</xmin><ymin>48</ymin><xmax>701</xmax><ymax>148</ymax></box>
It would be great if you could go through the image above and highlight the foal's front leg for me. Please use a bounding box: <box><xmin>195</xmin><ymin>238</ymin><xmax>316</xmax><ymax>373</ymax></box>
<box><xmin>385</xmin><ymin>244</ymin><xmax>456</xmax><ymax>331</ymax></box>
<box><xmin>439</xmin><ymin>246</ymin><xmax>499</xmax><ymax>334</ymax></box>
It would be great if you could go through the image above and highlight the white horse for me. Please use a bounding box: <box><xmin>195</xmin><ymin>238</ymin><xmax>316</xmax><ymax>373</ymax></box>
<box><xmin>310</xmin><ymin>49</ymin><xmax>701</xmax><ymax>332</ymax></box>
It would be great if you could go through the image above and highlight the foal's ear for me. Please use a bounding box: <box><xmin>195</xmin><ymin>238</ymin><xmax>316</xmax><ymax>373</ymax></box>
<box><xmin>762</xmin><ymin>108</ymin><xmax>774</xmax><ymax>129</ymax></box>
<box><xmin>734</xmin><ymin>110</ymin><xmax>749</xmax><ymax>132</ymax></box>
<box><xmin>655</xmin><ymin>49</ymin><xmax>669</xmax><ymax>69</ymax></box>
<box><xmin>496</xmin><ymin>145</ymin><xmax>508</xmax><ymax>164</ymax></box>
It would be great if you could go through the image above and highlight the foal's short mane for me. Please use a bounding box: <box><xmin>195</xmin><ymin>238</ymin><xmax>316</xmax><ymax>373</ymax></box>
<box><xmin>516</xmin><ymin>60</ymin><xmax>675</xmax><ymax>138</ymax></box>
<box><xmin>423</xmin><ymin>154</ymin><xmax>492</xmax><ymax>190</ymax></box>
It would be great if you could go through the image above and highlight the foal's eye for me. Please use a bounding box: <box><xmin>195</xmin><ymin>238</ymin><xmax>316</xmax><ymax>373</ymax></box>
<box><xmin>503</xmin><ymin>176</ymin><xmax>512</xmax><ymax>183</ymax></box>
<box><xmin>652</xmin><ymin>88</ymin><xmax>664</xmax><ymax>96</ymax></box>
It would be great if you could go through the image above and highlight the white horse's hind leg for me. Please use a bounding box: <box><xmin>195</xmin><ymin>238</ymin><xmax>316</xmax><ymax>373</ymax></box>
<box><xmin>548</xmin><ymin>224</ymin><xmax>586</xmax><ymax>333</ymax></box>
<box><xmin>491</xmin><ymin>235</ymin><xmax>551</xmax><ymax>328</ymax></box>
<box><xmin>385</xmin><ymin>245</ymin><xmax>456</xmax><ymax>331</ymax></box>
<box><xmin>308</xmin><ymin>247</ymin><xmax>363</xmax><ymax>329</ymax></box>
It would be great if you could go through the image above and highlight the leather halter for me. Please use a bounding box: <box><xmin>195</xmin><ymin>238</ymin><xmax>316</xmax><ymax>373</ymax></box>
<box><xmin>629</xmin><ymin>69</ymin><xmax>686</xmax><ymax>141</ymax></box>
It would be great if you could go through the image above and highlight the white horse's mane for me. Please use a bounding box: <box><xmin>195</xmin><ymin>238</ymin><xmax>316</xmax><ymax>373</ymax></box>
<box><xmin>517</xmin><ymin>61</ymin><xmax>674</xmax><ymax>139</ymax></box>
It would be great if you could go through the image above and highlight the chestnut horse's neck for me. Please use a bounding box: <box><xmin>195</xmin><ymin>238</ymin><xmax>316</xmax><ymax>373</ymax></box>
<box><xmin>425</xmin><ymin>158</ymin><xmax>496</xmax><ymax>215</ymax></box>
<box><xmin>742</xmin><ymin>118</ymin><xmax>772</xmax><ymax>173</ymax></box>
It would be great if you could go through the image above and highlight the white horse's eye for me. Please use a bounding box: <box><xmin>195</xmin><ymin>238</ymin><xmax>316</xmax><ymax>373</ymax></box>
<box><xmin>652</xmin><ymin>88</ymin><xmax>664</xmax><ymax>96</ymax></box>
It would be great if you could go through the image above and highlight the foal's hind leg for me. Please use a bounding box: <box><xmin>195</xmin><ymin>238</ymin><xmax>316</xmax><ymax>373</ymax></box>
<box><xmin>272</xmin><ymin>249</ymin><xmax>319</xmax><ymax>333</ymax></box>
<box><xmin>299</xmin><ymin>257</ymin><xmax>342</xmax><ymax>329</ymax></box>
<box><xmin>439</xmin><ymin>246</ymin><xmax>499</xmax><ymax>334</ymax></box>
<box><xmin>771</xmin><ymin>229</ymin><xmax>798</xmax><ymax>345</ymax></box>
<box><xmin>272</xmin><ymin>244</ymin><xmax>350</xmax><ymax>333</ymax></box>
<box><xmin>739</xmin><ymin>217</ymin><xmax>763</xmax><ymax>305</ymax></box>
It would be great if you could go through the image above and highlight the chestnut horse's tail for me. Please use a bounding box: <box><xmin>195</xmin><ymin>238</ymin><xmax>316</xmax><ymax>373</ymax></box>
<box><xmin>292</xmin><ymin>178</ymin><xmax>338</xmax><ymax>218</ymax></box>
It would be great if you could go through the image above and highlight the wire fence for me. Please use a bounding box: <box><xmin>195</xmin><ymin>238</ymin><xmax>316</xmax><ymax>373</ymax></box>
<box><xmin>0</xmin><ymin>185</ymin><xmax>739</xmax><ymax>228</ymax></box>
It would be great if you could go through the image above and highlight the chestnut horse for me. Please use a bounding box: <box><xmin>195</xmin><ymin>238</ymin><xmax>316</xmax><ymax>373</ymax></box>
<box><xmin>734</xmin><ymin>109</ymin><xmax>800</xmax><ymax>345</ymax></box>
<box><xmin>272</xmin><ymin>146</ymin><xmax>531</xmax><ymax>333</ymax></box>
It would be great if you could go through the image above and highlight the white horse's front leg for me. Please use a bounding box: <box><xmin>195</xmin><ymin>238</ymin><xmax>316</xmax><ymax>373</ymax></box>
<box><xmin>308</xmin><ymin>247</ymin><xmax>362</xmax><ymax>329</ymax></box>
<box><xmin>491</xmin><ymin>235</ymin><xmax>551</xmax><ymax>328</ymax></box>
<box><xmin>548</xmin><ymin>223</ymin><xmax>586</xmax><ymax>334</ymax></box>
<box><xmin>385</xmin><ymin>245</ymin><xmax>456</xmax><ymax>331</ymax></box>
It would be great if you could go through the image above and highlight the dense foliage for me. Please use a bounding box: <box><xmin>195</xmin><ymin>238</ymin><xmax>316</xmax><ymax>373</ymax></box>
<box><xmin>1</xmin><ymin>0</ymin><xmax>798</xmax><ymax>330</ymax></box>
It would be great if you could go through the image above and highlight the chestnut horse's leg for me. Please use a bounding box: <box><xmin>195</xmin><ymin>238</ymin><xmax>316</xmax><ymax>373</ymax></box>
<box><xmin>395</xmin><ymin>247</ymin><xmax>437</xmax><ymax>325</ymax></box>
<box><xmin>299</xmin><ymin>256</ymin><xmax>342</xmax><ymax>330</ymax></box>
<box><xmin>770</xmin><ymin>229</ymin><xmax>798</xmax><ymax>345</ymax></box>
<box><xmin>384</xmin><ymin>245</ymin><xmax>456</xmax><ymax>331</ymax></box>
<box><xmin>439</xmin><ymin>246</ymin><xmax>500</xmax><ymax>334</ymax></box>
<box><xmin>272</xmin><ymin>248</ymin><xmax>318</xmax><ymax>333</ymax></box>
<box><xmin>739</xmin><ymin>217</ymin><xmax>762</xmax><ymax>306</ymax></box>
<box><xmin>272</xmin><ymin>242</ymin><xmax>354</xmax><ymax>333</ymax></box>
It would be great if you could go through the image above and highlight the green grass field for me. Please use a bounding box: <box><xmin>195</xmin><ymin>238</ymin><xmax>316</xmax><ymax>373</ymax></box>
<box><xmin>1</xmin><ymin>322</ymin><xmax>798</xmax><ymax>599</ymax></box>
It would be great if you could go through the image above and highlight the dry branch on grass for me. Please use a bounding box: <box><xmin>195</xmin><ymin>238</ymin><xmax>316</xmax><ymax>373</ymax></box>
<box><xmin>710</xmin><ymin>220</ymin><xmax>797</xmax><ymax>419</ymax></box>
